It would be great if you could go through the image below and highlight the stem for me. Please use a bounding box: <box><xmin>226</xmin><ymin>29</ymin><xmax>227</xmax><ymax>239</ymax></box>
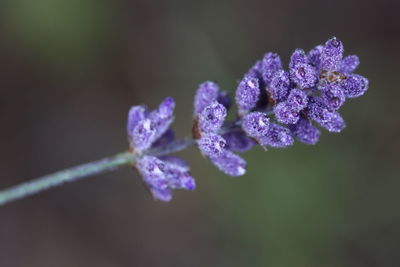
<box><xmin>0</xmin><ymin>137</ymin><xmax>196</xmax><ymax>206</ymax></box>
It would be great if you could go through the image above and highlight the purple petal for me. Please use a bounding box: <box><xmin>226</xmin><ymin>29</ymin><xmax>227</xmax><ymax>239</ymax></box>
<box><xmin>198</xmin><ymin>133</ymin><xmax>227</xmax><ymax>158</ymax></box>
<box><xmin>258</xmin><ymin>123</ymin><xmax>294</xmax><ymax>148</ymax></box>
<box><xmin>289</xmin><ymin>116</ymin><xmax>320</xmax><ymax>145</ymax></box>
<box><xmin>131</xmin><ymin>118</ymin><xmax>158</xmax><ymax>152</ymax></box>
<box><xmin>193</xmin><ymin>81</ymin><xmax>220</xmax><ymax>114</ymax></box>
<box><xmin>320</xmin><ymin>37</ymin><xmax>344</xmax><ymax>71</ymax></box>
<box><xmin>137</xmin><ymin>156</ymin><xmax>168</xmax><ymax>190</ymax></box>
<box><xmin>261</xmin><ymin>52</ymin><xmax>283</xmax><ymax>86</ymax></box>
<box><xmin>269</xmin><ymin>70</ymin><xmax>290</xmax><ymax>101</ymax></box>
<box><xmin>307</xmin><ymin>97</ymin><xmax>346</xmax><ymax>132</ymax></box>
<box><xmin>127</xmin><ymin>105</ymin><xmax>148</xmax><ymax>138</ymax></box>
<box><xmin>340</xmin><ymin>55</ymin><xmax>360</xmax><ymax>74</ymax></box>
<box><xmin>199</xmin><ymin>102</ymin><xmax>227</xmax><ymax>133</ymax></box>
<box><xmin>320</xmin><ymin>84</ymin><xmax>346</xmax><ymax>111</ymax></box>
<box><xmin>210</xmin><ymin>150</ymin><xmax>247</xmax><ymax>177</ymax></box>
<box><xmin>307</xmin><ymin>45</ymin><xmax>323</xmax><ymax>68</ymax></box>
<box><xmin>289</xmin><ymin>63</ymin><xmax>318</xmax><ymax>89</ymax></box>
<box><xmin>159</xmin><ymin>156</ymin><xmax>190</xmax><ymax>172</ymax></box>
<box><xmin>286</xmin><ymin>88</ymin><xmax>308</xmax><ymax>111</ymax></box>
<box><xmin>148</xmin><ymin>98</ymin><xmax>175</xmax><ymax>145</ymax></box>
<box><xmin>151</xmin><ymin>129</ymin><xmax>175</xmax><ymax>148</ymax></box>
<box><xmin>341</xmin><ymin>74</ymin><xmax>369</xmax><ymax>98</ymax></box>
<box><xmin>217</xmin><ymin>90</ymin><xmax>231</xmax><ymax>110</ymax></box>
<box><xmin>150</xmin><ymin>188</ymin><xmax>173</xmax><ymax>202</ymax></box>
<box><xmin>289</xmin><ymin>49</ymin><xmax>307</xmax><ymax>68</ymax></box>
<box><xmin>274</xmin><ymin>102</ymin><xmax>300</xmax><ymax>125</ymax></box>
<box><xmin>223</xmin><ymin>131</ymin><xmax>255</xmax><ymax>153</ymax></box>
<box><xmin>235</xmin><ymin>75</ymin><xmax>260</xmax><ymax>114</ymax></box>
<box><xmin>242</xmin><ymin>111</ymin><xmax>270</xmax><ymax>137</ymax></box>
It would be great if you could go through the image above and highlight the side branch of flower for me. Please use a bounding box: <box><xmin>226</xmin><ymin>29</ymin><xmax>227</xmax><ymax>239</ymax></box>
<box><xmin>0</xmin><ymin>138</ymin><xmax>196</xmax><ymax>206</ymax></box>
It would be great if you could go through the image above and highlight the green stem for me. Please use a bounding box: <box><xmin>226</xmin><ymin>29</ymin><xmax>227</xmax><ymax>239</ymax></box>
<box><xmin>0</xmin><ymin>137</ymin><xmax>196</xmax><ymax>206</ymax></box>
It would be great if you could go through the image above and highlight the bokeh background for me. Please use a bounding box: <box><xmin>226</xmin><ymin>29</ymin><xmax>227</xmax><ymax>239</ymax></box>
<box><xmin>0</xmin><ymin>0</ymin><xmax>399</xmax><ymax>266</ymax></box>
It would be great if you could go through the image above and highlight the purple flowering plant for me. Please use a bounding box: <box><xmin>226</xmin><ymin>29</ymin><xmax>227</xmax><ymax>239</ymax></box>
<box><xmin>0</xmin><ymin>37</ymin><xmax>368</xmax><ymax>205</ymax></box>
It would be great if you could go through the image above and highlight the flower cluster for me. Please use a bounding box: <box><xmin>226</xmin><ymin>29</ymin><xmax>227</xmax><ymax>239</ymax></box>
<box><xmin>127</xmin><ymin>37</ymin><xmax>368</xmax><ymax>201</ymax></box>
<box><xmin>192</xmin><ymin>81</ymin><xmax>248</xmax><ymax>176</ymax></box>
<box><xmin>237</xmin><ymin>37</ymin><xmax>368</xmax><ymax>147</ymax></box>
<box><xmin>127</xmin><ymin>98</ymin><xmax>195</xmax><ymax>201</ymax></box>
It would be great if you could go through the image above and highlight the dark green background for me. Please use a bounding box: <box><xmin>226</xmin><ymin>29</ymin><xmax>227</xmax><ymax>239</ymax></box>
<box><xmin>0</xmin><ymin>0</ymin><xmax>399</xmax><ymax>266</ymax></box>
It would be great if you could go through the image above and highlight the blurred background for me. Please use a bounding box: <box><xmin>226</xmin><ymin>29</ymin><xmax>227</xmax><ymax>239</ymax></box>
<box><xmin>0</xmin><ymin>0</ymin><xmax>399</xmax><ymax>266</ymax></box>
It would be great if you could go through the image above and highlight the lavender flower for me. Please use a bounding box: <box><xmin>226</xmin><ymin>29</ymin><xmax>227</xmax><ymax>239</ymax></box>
<box><xmin>258</xmin><ymin>123</ymin><xmax>294</xmax><ymax>148</ymax></box>
<box><xmin>210</xmin><ymin>150</ymin><xmax>247</xmax><ymax>177</ymax></box>
<box><xmin>307</xmin><ymin>97</ymin><xmax>345</xmax><ymax>132</ymax></box>
<box><xmin>235</xmin><ymin>75</ymin><xmax>260</xmax><ymax>115</ymax></box>
<box><xmin>289</xmin><ymin>117</ymin><xmax>320</xmax><ymax>145</ymax></box>
<box><xmin>223</xmin><ymin>131</ymin><xmax>255</xmax><ymax>153</ymax></box>
<box><xmin>137</xmin><ymin>155</ymin><xmax>195</xmax><ymax>201</ymax></box>
<box><xmin>193</xmin><ymin>84</ymin><xmax>247</xmax><ymax>177</ymax></box>
<box><xmin>193</xmin><ymin>81</ymin><xmax>220</xmax><ymax>114</ymax></box>
<box><xmin>289</xmin><ymin>49</ymin><xmax>307</xmax><ymax>68</ymax></box>
<box><xmin>127</xmin><ymin>97</ymin><xmax>195</xmax><ymax>201</ymax></box>
<box><xmin>289</xmin><ymin>49</ymin><xmax>318</xmax><ymax>89</ymax></box>
<box><xmin>269</xmin><ymin>70</ymin><xmax>291</xmax><ymax>101</ymax></box>
<box><xmin>274</xmin><ymin>102</ymin><xmax>300</xmax><ymax>125</ymax></box>
<box><xmin>261</xmin><ymin>52</ymin><xmax>283</xmax><ymax>85</ymax></box>
<box><xmin>242</xmin><ymin>112</ymin><xmax>270</xmax><ymax>137</ymax></box>
<box><xmin>286</xmin><ymin>88</ymin><xmax>308</xmax><ymax>111</ymax></box>
<box><xmin>341</xmin><ymin>74</ymin><xmax>369</xmax><ymax>98</ymax></box>
<box><xmin>340</xmin><ymin>55</ymin><xmax>360</xmax><ymax>73</ymax></box>
<box><xmin>320</xmin><ymin>37</ymin><xmax>344</xmax><ymax>71</ymax></box>
<box><xmin>125</xmin><ymin>36</ymin><xmax>368</xmax><ymax>202</ymax></box>
<box><xmin>197</xmin><ymin>133</ymin><xmax>226</xmax><ymax>158</ymax></box>
<box><xmin>198</xmin><ymin>102</ymin><xmax>227</xmax><ymax>133</ymax></box>
<box><xmin>321</xmin><ymin>83</ymin><xmax>346</xmax><ymax>111</ymax></box>
<box><xmin>307</xmin><ymin>45</ymin><xmax>323</xmax><ymax>68</ymax></box>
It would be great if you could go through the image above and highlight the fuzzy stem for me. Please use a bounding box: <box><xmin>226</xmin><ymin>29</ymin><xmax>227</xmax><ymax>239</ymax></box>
<box><xmin>0</xmin><ymin>137</ymin><xmax>196</xmax><ymax>206</ymax></box>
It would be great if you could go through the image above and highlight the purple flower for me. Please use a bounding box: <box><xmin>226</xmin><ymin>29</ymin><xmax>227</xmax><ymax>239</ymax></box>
<box><xmin>340</xmin><ymin>55</ymin><xmax>360</xmax><ymax>74</ymax></box>
<box><xmin>193</xmin><ymin>81</ymin><xmax>220</xmax><ymax>114</ymax></box>
<box><xmin>307</xmin><ymin>97</ymin><xmax>345</xmax><ymax>132</ymax></box>
<box><xmin>258</xmin><ymin>123</ymin><xmax>294</xmax><ymax>148</ymax></box>
<box><xmin>290</xmin><ymin>49</ymin><xmax>307</xmax><ymax>68</ymax></box>
<box><xmin>320</xmin><ymin>37</ymin><xmax>344</xmax><ymax>71</ymax></box>
<box><xmin>286</xmin><ymin>88</ymin><xmax>308</xmax><ymax>111</ymax></box>
<box><xmin>223</xmin><ymin>131</ymin><xmax>255</xmax><ymax>153</ymax></box>
<box><xmin>289</xmin><ymin>63</ymin><xmax>318</xmax><ymax>89</ymax></box>
<box><xmin>242</xmin><ymin>112</ymin><xmax>270</xmax><ymax>137</ymax></box>
<box><xmin>321</xmin><ymin>83</ymin><xmax>346</xmax><ymax>111</ymax></box>
<box><xmin>127</xmin><ymin>105</ymin><xmax>148</xmax><ymax>138</ymax></box>
<box><xmin>261</xmin><ymin>52</ymin><xmax>283</xmax><ymax>86</ymax></box>
<box><xmin>126</xmin><ymin>36</ymin><xmax>369</xmax><ymax>202</ymax></box>
<box><xmin>210</xmin><ymin>150</ymin><xmax>247</xmax><ymax>177</ymax></box>
<box><xmin>217</xmin><ymin>90</ymin><xmax>232</xmax><ymax>110</ymax></box>
<box><xmin>148</xmin><ymin>97</ymin><xmax>175</xmax><ymax>140</ymax></box>
<box><xmin>198</xmin><ymin>133</ymin><xmax>226</xmax><ymax>158</ymax></box>
<box><xmin>198</xmin><ymin>102</ymin><xmax>227</xmax><ymax>133</ymax></box>
<box><xmin>341</xmin><ymin>74</ymin><xmax>369</xmax><ymax>98</ymax></box>
<box><xmin>235</xmin><ymin>75</ymin><xmax>260</xmax><ymax>115</ymax></box>
<box><xmin>269</xmin><ymin>70</ymin><xmax>291</xmax><ymax>101</ymax></box>
<box><xmin>151</xmin><ymin>129</ymin><xmax>175</xmax><ymax>148</ymax></box>
<box><xmin>193</xmin><ymin>96</ymin><xmax>247</xmax><ymax>177</ymax></box>
<box><xmin>137</xmin><ymin>155</ymin><xmax>195</xmax><ymax>202</ymax></box>
<box><xmin>289</xmin><ymin>117</ymin><xmax>320</xmax><ymax>145</ymax></box>
<box><xmin>274</xmin><ymin>102</ymin><xmax>300</xmax><ymax>125</ymax></box>
<box><xmin>307</xmin><ymin>45</ymin><xmax>323</xmax><ymax>68</ymax></box>
<box><xmin>128</xmin><ymin>97</ymin><xmax>175</xmax><ymax>153</ymax></box>
<box><xmin>130</xmin><ymin>118</ymin><xmax>158</xmax><ymax>152</ymax></box>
